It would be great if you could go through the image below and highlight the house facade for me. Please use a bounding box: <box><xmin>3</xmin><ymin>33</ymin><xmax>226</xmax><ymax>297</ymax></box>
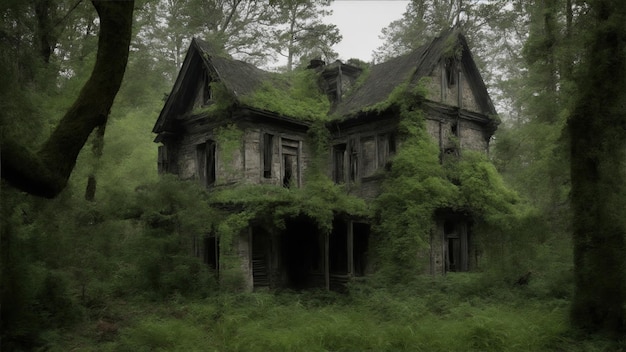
<box><xmin>153</xmin><ymin>29</ymin><xmax>498</xmax><ymax>290</ymax></box>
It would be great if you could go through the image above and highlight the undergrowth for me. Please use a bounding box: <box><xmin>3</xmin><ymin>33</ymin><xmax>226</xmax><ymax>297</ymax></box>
<box><xmin>41</xmin><ymin>274</ymin><xmax>623</xmax><ymax>352</ymax></box>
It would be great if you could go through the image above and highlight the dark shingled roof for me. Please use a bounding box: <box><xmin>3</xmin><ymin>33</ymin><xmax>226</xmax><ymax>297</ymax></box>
<box><xmin>333</xmin><ymin>28</ymin><xmax>496</xmax><ymax>117</ymax></box>
<box><xmin>194</xmin><ymin>38</ymin><xmax>272</xmax><ymax>100</ymax></box>
<box><xmin>154</xmin><ymin>29</ymin><xmax>496</xmax><ymax>135</ymax></box>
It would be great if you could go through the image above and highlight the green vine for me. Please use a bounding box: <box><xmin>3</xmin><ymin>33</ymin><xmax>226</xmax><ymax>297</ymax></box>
<box><xmin>214</xmin><ymin>124</ymin><xmax>243</xmax><ymax>178</ymax></box>
<box><xmin>240</xmin><ymin>69</ymin><xmax>330</xmax><ymax>121</ymax></box>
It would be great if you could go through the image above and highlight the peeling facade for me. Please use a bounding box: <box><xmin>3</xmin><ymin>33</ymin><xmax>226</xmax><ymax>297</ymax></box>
<box><xmin>153</xmin><ymin>29</ymin><xmax>498</xmax><ymax>291</ymax></box>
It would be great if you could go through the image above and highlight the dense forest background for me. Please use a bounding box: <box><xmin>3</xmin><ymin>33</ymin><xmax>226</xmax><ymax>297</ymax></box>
<box><xmin>1</xmin><ymin>0</ymin><xmax>626</xmax><ymax>350</ymax></box>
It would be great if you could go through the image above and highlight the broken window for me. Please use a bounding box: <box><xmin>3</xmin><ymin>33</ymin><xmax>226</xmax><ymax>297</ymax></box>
<box><xmin>263</xmin><ymin>133</ymin><xmax>273</xmax><ymax>178</ymax></box>
<box><xmin>445</xmin><ymin>58</ymin><xmax>457</xmax><ymax>87</ymax></box>
<box><xmin>349</xmin><ymin>140</ymin><xmax>359</xmax><ymax>182</ymax></box>
<box><xmin>377</xmin><ymin>132</ymin><xmax>397</xmax><ymax>170</ymax></box>
<box><xmin>203</xmin><ymin>71</ymin><xmax>213</xmax><ymax>105</ymax></box>
<box><xmin>196</xmin><ymin>140</ymin><xmax>216</xmax><ymax>186</ymax></box>
<box><xmin>281</xmin><ymin>138</ymin><xmax>300</xmax><ymax>188</ymax></box>
<box><xmin>333</xmin><ymin>143</ymin><xmax>346</xmax><ymax>184</ymax></box>
<box><xmin>158</xmin><ymin>145</ymin><xmax>169</xmax><ymax>174</ymax></box>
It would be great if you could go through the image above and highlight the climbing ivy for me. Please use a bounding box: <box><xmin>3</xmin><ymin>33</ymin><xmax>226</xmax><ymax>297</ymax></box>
<box><xmin>371</xmin><ymin>80</ymin><xmax>523</xmax><ymax>283</ymax></box>
<box><xmin>240</xmin><ymin>69</ymin><xmax>330</xmax><ymax>121</ymax></box>
<box><xmin>214</xmin><ymin>124</ymin><xmax>243</xmax><ymax>178</ymax></box>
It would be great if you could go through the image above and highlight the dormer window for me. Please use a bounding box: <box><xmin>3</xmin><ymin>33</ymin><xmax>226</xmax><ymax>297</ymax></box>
<box><xmin>203</xmin><ymin>79</ymin><xmax>213</xmax><ymax>105</ymax></box>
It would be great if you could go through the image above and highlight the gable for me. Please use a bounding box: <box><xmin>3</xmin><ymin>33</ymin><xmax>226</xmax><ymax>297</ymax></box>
<box><xmin>333</xmin><ymin>29</ymin><xmax>496</xmax><ymax>120</ymax></box>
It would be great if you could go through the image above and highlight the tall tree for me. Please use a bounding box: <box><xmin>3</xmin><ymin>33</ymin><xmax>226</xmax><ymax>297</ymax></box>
<box><xmin>1</xmin><ymin>0</ymin><xmax>134</xmax><ymax>198</ymax></box>
<box><xmin>270</xmin><ymin>0</ymin><xmax>340</xmax><ymax>70</ymax></box>
<box><xmin>568</xmin><ymin>0</ymin><xmax>626</xmax><ymax>335</ymax></box>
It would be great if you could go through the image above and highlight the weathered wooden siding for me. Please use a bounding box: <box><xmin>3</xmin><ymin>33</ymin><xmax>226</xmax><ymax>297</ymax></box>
<box><xmin>423</xmin><ymin>61</ymin><xmax>484</xmax><ymax>114</ymax></box>
<box><xmin>459</xmin><ymin>120</ymin><xmax>489</xmax><ymax>152</ymax></box>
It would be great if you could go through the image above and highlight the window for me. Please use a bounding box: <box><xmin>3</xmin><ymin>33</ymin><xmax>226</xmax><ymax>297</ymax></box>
<box><xmin>263</xmin><ymin>133</ymin><xmax>273</xmax><ymax>178</ymax></box>
<box><xmin>333</xmin><ymin>143</ymin><xmax>346</xmax><ymax>184</ymax></box>
<box><xmin>377</xmin><ymin>132</ymin><xmax>397</xmax><ymax>170</ymax></box>
<box><xmin>203</xmin><ymin>71</ymin><xmax>213</xmax><ymax>105</ymax></box>
<box><xmin>349</xmin><ymin>140</ymin><xmax>358</xmax><ymax>182</ymax></box>
<box><xmin>445</xmin><ymin>58</ymin><xmax>457</xmax><ymax>87</ymax></box>
<box><xmin>281</xmin><ymin>138</ymin><xmax>300</xmax><ymax>188</ymax></box>
<box><xmin>196</xmin><ymin>140</ymin><xmax>216</xmax><ymax>186</ymax></box>
<box><xmin>158</xmin><ymin>145</ymin><xmax>169</xmax><ymax>174</ymax></box>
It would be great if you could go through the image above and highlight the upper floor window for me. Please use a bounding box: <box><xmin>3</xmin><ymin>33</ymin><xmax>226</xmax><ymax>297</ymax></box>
<box><xmin>263</xmin><ymin>133</ymin><xmax>274</xmax><ymax>179</ymax></box>
<box><xmin>333</xmin><ymin>143</ymin><xmax>347</xmax><ymax>184</ymax></box>
<box><xmin>196</xmin><ymin>140</ymin><xmax>216</xmax><ymax>186</ymax></box>
<box><xmin>281</xmin><ymin>138</ymin><xmax>300</xmax><ymax>188</ymax></box>
<box><xmin>445</xmin><ymin>58</ymin><xmax>457</xmax><ymax>87</ymax></box>
<box><xmin>339</xmin><ymin>132</ymin><xmax>396</xmax><ymax>183</ymax></box>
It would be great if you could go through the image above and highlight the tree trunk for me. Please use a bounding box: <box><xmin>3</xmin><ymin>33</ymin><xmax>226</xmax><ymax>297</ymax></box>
<box><xmin>569</xmin><ymin>0</ymin><xmax>626</xmax><ymax>336</ymax></box>
<box><xmin>0</xmin><ymin>1</ymin><xmax>134</xmax><ymax>198</ymax></box>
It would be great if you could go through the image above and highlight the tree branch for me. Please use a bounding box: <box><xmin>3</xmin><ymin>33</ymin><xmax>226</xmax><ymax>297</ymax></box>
<box><xmin>1</xmin><ymin>0</ymin><xmax>134</xmax><ymax>198</ymax></box>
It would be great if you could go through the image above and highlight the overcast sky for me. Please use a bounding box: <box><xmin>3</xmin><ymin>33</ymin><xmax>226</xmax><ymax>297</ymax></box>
<box><xmin>326</xmin><ymin>0</ymin><xmax>410</xmax><ymax>62</ymax></box>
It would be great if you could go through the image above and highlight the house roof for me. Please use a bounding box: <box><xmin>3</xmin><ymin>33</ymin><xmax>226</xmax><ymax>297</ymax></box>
<box><xmin>194</xmin><ymin>38</ymin><xmax>272</xmax><ymax>99</ymax></box>
<box><xmin>153</xmin><ymin>29</ymin><xmax>496</xmax><ymax>135</ymax></box>
<box><xmin>334</xmin><ymin>28</ymin><xmax>496</xmax><ymax>118</ymax></box>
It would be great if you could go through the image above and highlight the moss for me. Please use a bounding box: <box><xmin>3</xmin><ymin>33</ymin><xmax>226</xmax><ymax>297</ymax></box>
<box><xmin>371</xmin><ymin>82</ymin><xmax>522</xmax><ymax>282</ymax></box>
<box><xmin>214</xmin><ymin>124</ymin><xmax>243</xmax><ymax>178</ymax></box>
<box><xmin>240</xmin><ymin>69</ymin><xmax>330</xmax><ymax>121</ymax></box>
<box><xmin>191</xmin><ymin>82</ymin><xmax>236</xmax><ymax>118</ymax></box>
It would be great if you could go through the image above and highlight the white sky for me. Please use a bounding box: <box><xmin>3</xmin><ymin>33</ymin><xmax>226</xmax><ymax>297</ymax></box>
<box><xmin>326</xmin><ymin>0</ymin><xmax>410</xmax><ymax>63</ymax></box>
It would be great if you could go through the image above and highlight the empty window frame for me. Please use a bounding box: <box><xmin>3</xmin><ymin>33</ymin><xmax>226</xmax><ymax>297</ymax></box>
<box><xmin>333</xmin><ymin>143</ymin><xmax>347</xmax><ymax>184</ymax></box>
<box><xmin>445</xmin><ymin>58</ymin><xmax>457</xmax><ymax>87</ymax></box>
<box><xmin>196</xmin><ymin>140</ymin><xmax>216</xmax><ymax>186</ymax></box>
<box><xmin>281</xmin><ymin>138</ymin><xmax>300</xmax><ymax>188</ymax></box>
<box><xmin>263</xmin><ymin>133</ymin><xmax>274</xmax><ymax>179</ymax></box>
<box><xmin>203</xmin><ymin>71</ymin><xmax>213</xmax><ymax>105</ymax></box>
<box><xmin>377</xmin><ymin>132</ymin><xmax>397</xmax><ymax>169</ymax></box>
<box><xmin>349</xmin><ymin>140</ymin><xmax>359</xmax><ymax>182</ymax></box>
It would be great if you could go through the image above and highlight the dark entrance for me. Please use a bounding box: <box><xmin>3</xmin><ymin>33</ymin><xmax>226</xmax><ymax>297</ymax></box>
<box><xmin>282</xmin><ymin>217</ymin><xmax>322</xmax><ymax>289</ymax></box>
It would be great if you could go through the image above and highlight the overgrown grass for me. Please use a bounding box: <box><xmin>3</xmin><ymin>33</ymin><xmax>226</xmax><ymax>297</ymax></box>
<box><xmin>39</xmin><ymin>273</ymin><xmax>626</xmax><ymax>352</ymax></box>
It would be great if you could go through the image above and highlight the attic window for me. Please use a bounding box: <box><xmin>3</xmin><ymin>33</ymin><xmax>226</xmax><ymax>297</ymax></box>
<box><xmin>451</xmin><ymin>122</ymin><xmax>458</xmax><ymax>137</ymax></box>
<box><xmin>445</xmin><ymin>58</ymin><xmax>457</xmax><ymax>87</ymax></box>
<box><xmin>203</xmin><ymin>80</ymin><xmax>213</xmax><ymax>105</ymax></box>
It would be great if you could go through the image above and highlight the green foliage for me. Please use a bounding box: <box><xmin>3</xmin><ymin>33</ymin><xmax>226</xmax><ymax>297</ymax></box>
<box><xmin>214</xmin><ymin>124</ymin><xmax>243</xmax><ymax>176</ymax></box>
<box><xmin>240</xmin><ymin>69</ymin><xmax>330</xmax><ymax>121</ymax></box>
<box><xmin>191</xmin><ymin>82</ymin><xmax>235</xmax><ymax>117</ymax></box>
<box><xmin>372</xmin><ymin>83</ymin><xmax>523</xmax><ymax>282</ymax></box>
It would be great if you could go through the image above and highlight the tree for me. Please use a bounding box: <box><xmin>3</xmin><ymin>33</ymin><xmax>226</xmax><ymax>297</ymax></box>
<box><xmin>270</xmin><ymin>0</ymin><xmax>341</xmax><ymax>70</ymax></box>
<box><xmin>1</xmin><ymin>0</ymin><xmax>134</xmax><ymax>198</ymax></box>
<box><xmin>568</xmin><ymin>0</ymin><xmax>626</xmax><ymax>335</ymax></box>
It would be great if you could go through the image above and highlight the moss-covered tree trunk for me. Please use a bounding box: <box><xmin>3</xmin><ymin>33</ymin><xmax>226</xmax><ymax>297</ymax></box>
<box><xmin>0</xmin><ymin>1</ymin><xmax>134</xmax><ymax>198</ymax></box>
<box><xmin>569</xmin><ymin>0</ymin><xmax>626</xmax><ymax>335</ymax></box>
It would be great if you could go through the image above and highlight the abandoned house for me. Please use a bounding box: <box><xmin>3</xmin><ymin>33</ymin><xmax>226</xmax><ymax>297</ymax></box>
<box><xmin>152</xmin><ymin>28</ymin><xmax>498</xmax><ymax>291</ymax></box>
